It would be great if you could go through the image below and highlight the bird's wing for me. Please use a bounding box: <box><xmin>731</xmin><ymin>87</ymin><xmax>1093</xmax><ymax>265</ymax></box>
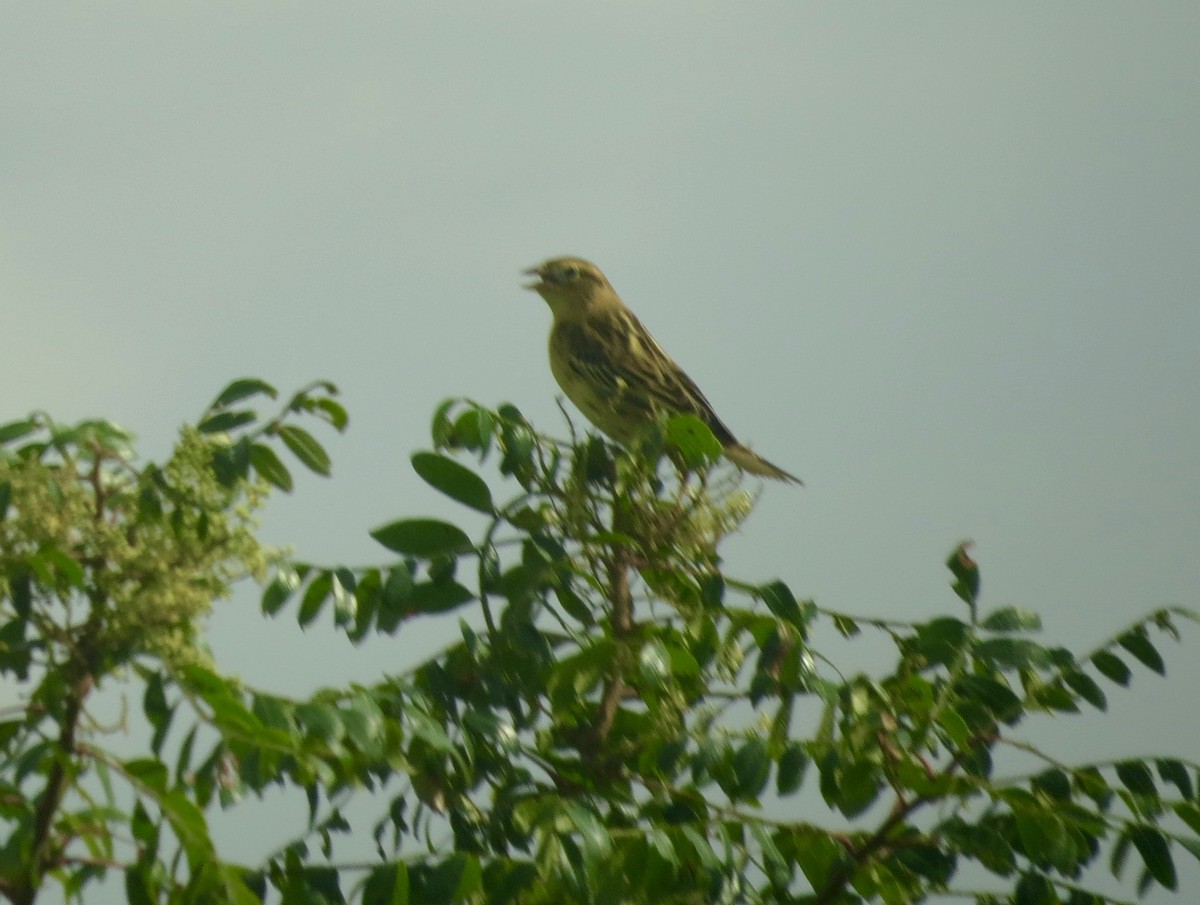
<box><xmin>564</xmin><ymin>310</ymin><xmax>739</xmax><ymax>446</ymax></box>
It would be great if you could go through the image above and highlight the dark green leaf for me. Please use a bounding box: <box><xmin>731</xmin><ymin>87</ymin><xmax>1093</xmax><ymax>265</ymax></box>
<box><xmin>311</xmin><ymin>398</ymin><xmax>350</xmax><ymax>432</ymax></box>
<box><xmin>1157</xmin><ymin>759</ymin><xmax>1193</xmax><ymax>801</ymax></box>
<box><xmin>407</xmin><ymin>580</ymin><xmax>474</xmax><ymax>615</ymax></box>
<box><xmin>1062</xmin><ymin>670</ymin><xmax>1106</xmax><ymax>710</ymax></box>
<box><xmin>946</xmin><ymin>542</ymin><xmax>980</xmax><ymax>607</ymax></box>
<box><xmin>276</xmin><ymin>424</ymin><xmax>332</xmax><ymax>476</ymax></box>
<box><xmin>0</xmin><ymin>481</ymin><xmax>10</xmax><ymax>520</ymax></box>
<box><xmin>298</xmin><ymin>572</ymin><xmax>332</xmax><ymax>628</ymax></box>
<box><xmin>730</xmin><ymin>738</ymin><xmax>771</xmax><ymax>801</ymax></box>
<box><xmin>371</xmin><ymin>519</ymin><xmax>474</xmax><ymax>558</ymax></box>
<box><xmin>378</xmin><ymin>563</ymin><xmax>415</xmax><ymax>632</ymax></box>
<box><xmin>956</xmin><ymin>674</ymin><xmax>1021</xmax><ymax>722</ymax></box>
<box><xmin>1014</xmin><ymin>872</ymin><xmax>1054</xmax><ymax>905</ymax></box>
<box><xmin>210</xmin><ymin>436</ymin><xmax>252</xmax><ymax>486</ymax></box>
<box><xmin>974</xmin><ymin>637</ymin><xmax>1053</xmax><ymax>670</ymax></box>
<box><xmin>1013</xmin><ymin>807</ymin><xmax>1074</xmax><ymax>872</ymax></box>
<box><xmin>363</xmin><ymin>863</ymin><xmax>409</xmax><ymax>905</ymax></box>
<box><xmin>1091</xmin><ymin>650</ymin><xmax>1131</xmax><ymax>686</ymax></box>
<box><xmin>1115</xmin><ymin>760</ymin><xmax>1157</xmax><ymax>796</ymax></box>
<box><xmin>296</xmin><ymin>703</ymin><xmax>345</xmax><ymax>745</ymax></box>
<box><xmin>262</xmin><ymin>569</ymin><xmax>300</xmax><ymax>616</ymax></box>
<box><xmin>554</xmin><ymin>584</ymin><xmax>594</xmax><ymax>626</ymax></box>
<box><xmin>0</xmin><ymin>419</ymin><xmax>38</xmax><ymax>445</ymax></box>
<box><xmin>250</xmin><ymin>443</ymin><xmax>294</xmax><ymax>492</ymax></box>
<box><xmin>198</xmin><ymin>410</ymin><xmax>257</xmax><ymax>434</ymax></box>
<box><xmin>909</xmin><ymin>617</ymin><xmax>970</xmax><ymax>667</ymax></box>
<box><xmin>9</xmin><ymin>571</ymin><xmax>31</xmax><ymax>620</ymax></box>
<box><xmin>760</xmin><ymin>580</ymin><xmax>807</xmax><ymax>630</ymax></box>
<box><xmin>1128</xmin><ymin>825</ymin><xmax>1176</xmax><ymax>890</ymax></box>
<box><xmin>1174</xmin><ymin>802</ymin><xmax>1200</xmax><ymax>835</ymax></box>
<box><xmin>1118</xmin><ymin>630</ymin><xmax>1165</xmax><ymax>675</ymax></box>
<box><xmin>411</xmin><ymin>452</ymin><xmax>494</xmax><ymax>514</ymax></box>
<box><xmin>211</xmin><ymin>378</ymin><xmax>278</xmax><ymax>409</ymax></box>
<box><xmin>776</xmin><ymin>742</ymin><xmax>809</xmax><ymax>795</ymax></box>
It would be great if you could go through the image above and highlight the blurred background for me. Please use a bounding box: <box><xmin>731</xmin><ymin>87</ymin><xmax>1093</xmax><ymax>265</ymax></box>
<box><xmin>2</xmin><ymin>4</ymin><xmax>1197</xmax><ymax>901</ymax></box>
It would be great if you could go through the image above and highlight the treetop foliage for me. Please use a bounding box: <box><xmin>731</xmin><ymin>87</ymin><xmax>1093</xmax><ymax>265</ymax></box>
<box><xmin>0</xmin><ymin>378</ymin><xmax>1197</xmax><ymax>905</ymax></box>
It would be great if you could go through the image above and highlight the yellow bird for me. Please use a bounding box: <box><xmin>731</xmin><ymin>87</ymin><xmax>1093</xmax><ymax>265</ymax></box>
<box><xmin>524</xmin><ymin>257</ymin><xmax>801</xmax><ymax>484</ymax></box>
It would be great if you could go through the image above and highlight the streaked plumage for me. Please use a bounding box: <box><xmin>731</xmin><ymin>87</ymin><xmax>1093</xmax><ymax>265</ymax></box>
<box><xmin>523</xmin><ymin>257</ymin><xmax>801</xmax><ymax>484</ymax></box>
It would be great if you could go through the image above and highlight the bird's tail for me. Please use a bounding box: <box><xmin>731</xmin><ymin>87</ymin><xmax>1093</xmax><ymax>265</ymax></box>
<box><xmin>724</xmin><ymin>444</ymin><xmax>803</xmax><ymax>485</ymax></box>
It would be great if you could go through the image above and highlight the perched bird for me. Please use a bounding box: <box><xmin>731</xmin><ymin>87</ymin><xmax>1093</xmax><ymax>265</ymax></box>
<box><xmin>523</xmin><ymin>256</ymin><xmax>801</xmax><ymax>484</ymax></box>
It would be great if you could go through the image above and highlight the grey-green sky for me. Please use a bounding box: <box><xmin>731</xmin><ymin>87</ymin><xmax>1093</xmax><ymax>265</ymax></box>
<box><xmin>3</xmin><ymin>4</ymin><xmax>1198</xmax><ymax>901</ymax></box>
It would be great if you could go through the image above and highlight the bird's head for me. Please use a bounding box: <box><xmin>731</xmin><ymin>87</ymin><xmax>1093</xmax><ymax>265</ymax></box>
<box><xmin>523</xmin><ymin>257</ymin><xmax>614</xmax><ymax>321</ymax></box>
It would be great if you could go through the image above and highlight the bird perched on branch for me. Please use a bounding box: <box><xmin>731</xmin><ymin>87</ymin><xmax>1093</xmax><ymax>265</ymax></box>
<box><xmin>523</xmin><ymin>256</ymin><xmax>801</xmax><ymax>484</ymax></box>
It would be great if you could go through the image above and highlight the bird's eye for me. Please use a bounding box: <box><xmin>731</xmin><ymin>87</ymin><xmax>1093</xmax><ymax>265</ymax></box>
<box><xmin>560</xmin><ymin>264</ymin><xmax>580</xmax><ymax>281</ymax></box>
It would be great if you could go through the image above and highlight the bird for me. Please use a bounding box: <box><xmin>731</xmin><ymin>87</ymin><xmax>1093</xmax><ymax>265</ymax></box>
<box><xmin>523</xmin><ymin>256</ymin><xmax>801</xmax><ymax>484</ymax></box>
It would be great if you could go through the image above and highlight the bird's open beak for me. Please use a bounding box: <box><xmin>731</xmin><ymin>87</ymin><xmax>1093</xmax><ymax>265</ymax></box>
<box><xmin>522</xmin><ymin>265</ymin><xmax>547</xmax><ymax>292</ymax></box>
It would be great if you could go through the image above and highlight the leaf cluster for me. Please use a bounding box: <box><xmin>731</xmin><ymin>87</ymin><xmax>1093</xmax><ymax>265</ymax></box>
<box><xmin>0</xmin><ymin>386</ymin><xmax>1196</xmax><ymax>905</ymax></box>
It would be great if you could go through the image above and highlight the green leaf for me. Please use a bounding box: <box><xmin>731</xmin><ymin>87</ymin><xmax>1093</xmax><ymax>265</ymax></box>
<box><xmin>411</xmin><ymin>452</ymin><xmax>494</xmax><ymax>514</ymax></box>
<box><xmin>407</xmin><ymin>580</ymin><xmax>474</xmax><ymax>616</ymax></box>
<box><xmin>909</xmin><ymin>617</ymin><xmax>970</xmax><ymax>667</ymax></box>
<box><xmin>1173</xmin><ymin>802</ymin><xmax>1200</xmax><ymax>835</ymax></box>
<box><xmin>0</xmin><ymin>419</ymin><xmax>38</xmax><ymax>445</ymax></box>
<box><xmin>1062</xmin><ymin>670</ymin><xmax>1106</xmax><ymax>710</ymax></box>
<box><xmin>1014</xmin><ymin>872</ymin><xmax>1054</xmax><ymax>905</ymax></box>
<box><xmin>363</xmin><ymin>863</ymin><xmax>409</xmax><ymax>905</ymax></box>
<box><xmin>211</xmin><ymin>378</ymin><xmax>278</xmax><ymax>409</ymax></box>
<box><xmin>956</xmin><ymin>674</ymin><xmax>1021</xmax><ymax>722</ymax></box>
<box><xmin>730</xmin><ymin>738</ymin><xmax>771</xmax><ymax>801</ymax></box>
<box><xmin>1013</xmin><ymin>807</ymin><xmax>1074</xmax><ymax>872</ymax></box>
<box><xmin>563</xmin><ymin>800</ymin><xmax>612</xmax><ymax>865</ymax></box>
<box><xmin>1092</xmin><ymin>650</ymin><xmax>1131</xmax><ymax>686</ymax></box>
<box><xmin>946</xmin><ymin>542</ymin><xmax>980</xmax><ymax>607</ymax></box>
<box><xmin>378</xmin><ymin>563</ymin><xmax>415</xmax><ymax>632</ymax></box>
<box><xmin>262</xmin><ymin>568</ymin><xmax>301</xmax><ymax>616</ymax></box>
<box><xmin>0</xmin><ymin>481</ymin><xmax>10</xmax><ymax>520</ymax></box>
<box><xmin>210</xmin><ymin>436</ymin><xmax>252</xmax><ymax>486</ymax></box>
<box><xmin>974</xmin><ymin>637</ymin><xmax>1053</xmax><ymax>670</ymax></box>
<box><xmin>123</xmin><ymin>758</ymin><xmax>169</xmax><ymax>793</ymax></box>
<box><xmin>296</xmin><ymin>703</ymin><xmax>345</xmax><ymax>746</ymax></box>
<box><xmin>276</xmin><ymin>424</ymin><xmax>332</xmax><ymax>476</ymax></box>
<box><xmin>1115</xmin><ymin>760</ymin><xmax>1157</xmax><ymax>796</ymax></box>
<box><xmin>311</xmin><ymin>397</ymin><xmax>349</xmax><ymax>432</ymax></box>
<box><xmin>198</xmin><ymin>410</ymin><xmax>257</xmax><ymax>434</ymax></box>
<box><xmin>760</xmin><ymin>580</ymin><xmax>809</xmax><ymax>630</ymax></box>
<box><xmin>371</xmin><ymin>519</ymin><xmax>474</xmax><ymax>558</ymax></box>
<box><xmin>776</xmin><ymin>742</ymin><xmax>809</xmax><ymax>795</ymax></box>
<box><xmin>250</xmin><ymin>443</ymin><xmax>294</xmax><ymax>492</ymax></box>
<box><xmin>1118</xmin><ymin>630</ymin><xmax>1166</xmax><ymax>675</ymax></box>
<box><xmin>1157</xmin><ymin>759</ymin><xmax>1194</xmax><ymax>800</ymax></box>
<box><xmin>407</xmin><ymin>709</ymin><xmax>453</xmax><ymax>753</ymax></box>
<box><xmin>981</xmin><ymin>607</ymin><xmax>1042</xmax><ymax>632</ymax></box>
<box><xmin>665</xmin><ymin>414</ymin><xmax>722</xmax><ymax>469</ymax></box>
<box><xmin>1128</xmin><ymin>825</ymin><xmax>1176</xmax><ymax>890</ymax></box>
<box><xmin>298</xmin><ymin>572</ymin><xmax>332</xmax><ymax>628</ymax></box>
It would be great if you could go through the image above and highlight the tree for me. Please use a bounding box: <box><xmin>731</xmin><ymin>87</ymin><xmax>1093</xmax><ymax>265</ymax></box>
<box><xmin>1</xmin><ymin>378</ymin><xmax>1196</xmax><ymax>905</ymax></box>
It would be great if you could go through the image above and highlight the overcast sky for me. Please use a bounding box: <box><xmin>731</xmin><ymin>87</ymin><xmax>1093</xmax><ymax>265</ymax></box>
<box><xmin>2</xmin><ymin>4</ymin><xmax>1198</xmax><ymax>902</ymax></box>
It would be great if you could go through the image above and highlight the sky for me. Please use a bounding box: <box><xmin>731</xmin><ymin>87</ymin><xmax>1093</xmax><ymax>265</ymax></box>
<box><xmin>2</xmin><ymin>4</ymin><xmax>1198</xmax><ymax>902</ymax></box>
